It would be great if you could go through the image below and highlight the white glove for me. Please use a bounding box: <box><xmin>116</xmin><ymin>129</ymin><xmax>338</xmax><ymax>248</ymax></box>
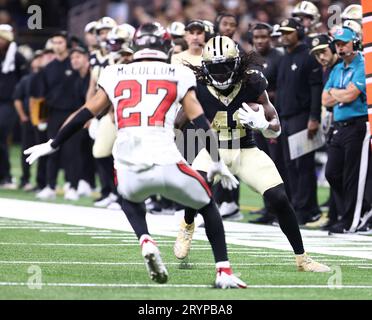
<box><xmin>24</xmin><ymin>139</ymin><xmax>57</xmax><ymax>165</ymax></box>
<box><xmin>207</xmin><ymin>159</ymin><xmax>239</xmax><ymax>190</ymax></box>
<box><xmin>238</xmin><ymin>102</ymin><xmax>269</xmax><ymax>131</ymax></box>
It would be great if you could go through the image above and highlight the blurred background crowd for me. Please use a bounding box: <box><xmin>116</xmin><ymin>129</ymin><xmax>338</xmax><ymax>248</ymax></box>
<box><xmin>0</xmin><ymin>0</ymin><xmax>371</xmax><ymax>235</ymax></box>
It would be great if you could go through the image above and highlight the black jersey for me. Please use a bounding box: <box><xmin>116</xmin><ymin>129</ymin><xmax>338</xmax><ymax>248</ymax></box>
<box><xmin>89</xmin><ymin>49</ymin><xmax>114</xmax><ymax>82</ymax></box>
<box><xmin>195</xmin><ymin>70</ymin><xmax>268</xmax><ymax>149</ymax></box>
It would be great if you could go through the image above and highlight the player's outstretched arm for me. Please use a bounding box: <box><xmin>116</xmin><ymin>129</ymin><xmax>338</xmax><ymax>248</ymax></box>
<box><xmin>24</xmin><ymin>88</ymin><xmax>110</xmax><ymax>165</ymax></box>
<box><xmin>181</xmin><ymin>89</ymin><xmax>238</xmax><ymax>190</ymax></box>
<box><xmin>238</xmin><ymin>90</ymin><xmax>281</xmax><ymax>138</ymax></box>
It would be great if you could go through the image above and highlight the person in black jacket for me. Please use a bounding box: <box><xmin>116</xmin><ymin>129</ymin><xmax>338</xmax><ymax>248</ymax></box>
<box><xmin>13</xmin><ymin>50</ymin><xmax>44</xmax><ymax>191</ymax></box>
<box><xmin>0</xmin><ymin>24</ymin><xmax>27</xmax><ymax>188</ymax></box>
<box><xmin>276</xmin><ymin>18</ymin><xmax>322</xmax><ymax>225</ymax></box>
<box><xmin>250</xmin><ymin>22</ymin><xmax>289</xmax><ymax>224</ymax></box>
<box><xmin>33</xmin><ymin>31</ymin><xmax>81</xmax><ymax>201</ymax></box>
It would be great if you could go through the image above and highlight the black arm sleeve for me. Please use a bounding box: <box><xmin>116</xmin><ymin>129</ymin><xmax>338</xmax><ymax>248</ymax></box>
<box><xmin>192</xmin><ymin>114</ymin><xmax>220</xmax><ymax>162</ymax></box>
<box><xmin>50</xmin><ymin>108</ymin><xmax>94</xmax><ymax>149</ymax></box>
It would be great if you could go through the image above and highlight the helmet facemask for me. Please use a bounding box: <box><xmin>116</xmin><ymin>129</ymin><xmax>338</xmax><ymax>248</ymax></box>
<box><xmin>203</xmin><ymin>57</ymin><xmax>240</xmax><ymax>90</ymax></box>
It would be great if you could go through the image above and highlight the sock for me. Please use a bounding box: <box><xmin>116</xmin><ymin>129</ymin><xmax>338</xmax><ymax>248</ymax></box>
<box><xmin>216</xmin><ymin>261</ymin><xmax>231</xmax><ymax>269</ymax></box>
<box><xmin>263</xmin><ymin>184</ymin><xmax>305</xmax><ymax>255</ymax></box>
<box><xmin>120</xmin><ymin>198</ymin><xmax>149</xmax><ymax>239</ymax></box>
<box><xmin>184</xmin><ymin>207</ymin><xmax>197</xmax><ymax>224</ymax></box>
<box><xmin>199</xmin><ymin>200</ymin><xmax>228</xmax><ymax>262</ymax></box>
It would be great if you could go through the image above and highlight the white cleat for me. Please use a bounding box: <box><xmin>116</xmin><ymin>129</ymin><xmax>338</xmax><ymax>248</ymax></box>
<box><xmin>296</xmin><ymin>253</ymin><xmax>331</xmax><ymax>272</ymax></box>
<box><xmin>174</xmin><ymin>220</ymin><xmax>195</xmax><ymax>260</ymax></box>
<box><xmin>219</xmin><ymin>201</ymin><xmax>243</xmax><ymax>220</ymax></box>
<box><xmin>141</xmin><ymin>237</ymin><xmax>168</xmax><ymax>284</ymax></box>
<box><xmin>77</xmin><ymin>180</ymin><xmax>93</xmax><ymax>197</ymax></box>
<box><xmin>36</xmin><ymin>186</ymin><xmax>56</xmax><ymax>200</ymax></box>
<box><xmin>215</xmin><ymin>268</ymin><xmax>247</xmax><ymax>289</ymax></box>
<box><xmin>94</xmin><ymin>193</ymin><xmax>118</xmax><ymax>208</ymax></box>
<box><xmin>64</xmin><ymin>187</ymin><xmax>79</xmax><ymax>201</ymax></box>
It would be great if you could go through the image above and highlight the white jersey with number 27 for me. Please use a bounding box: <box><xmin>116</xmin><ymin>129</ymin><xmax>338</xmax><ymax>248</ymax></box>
<box><xmin>98</xmin><ymin>61</ymin><xmax>196</xmax><ymax>169</ymax></box>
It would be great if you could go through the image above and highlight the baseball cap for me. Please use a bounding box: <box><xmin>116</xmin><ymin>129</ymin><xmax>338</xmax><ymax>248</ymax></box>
<box><xmin>309</xmin><ymin>34</ymin><xmax>332</xmax><ymax>54</ymax></box>
<box><xmin>70</xmin><ymin>45</ymin><xmax>89</xmax><ymax>55</ymax></box>
<box><xmin>332</xmin><ymin>27</ymin><xmax>356</xmax><ymax>43</ymax></box>
<box><xmin>185</xmin><ymin>20</ymin><xmax>204</xmax><ymax>32</ymax></box>
<box><xmin>278</xmin><ymin>18</ymin><xmax>303</xmax><ymax>33</ymax></box>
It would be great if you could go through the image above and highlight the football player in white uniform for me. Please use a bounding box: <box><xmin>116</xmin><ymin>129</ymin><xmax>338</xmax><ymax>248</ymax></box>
<box><xmin>24</xmin><ymin>22</ymin><xmax>246</xmax><ymax>289</ymax></box>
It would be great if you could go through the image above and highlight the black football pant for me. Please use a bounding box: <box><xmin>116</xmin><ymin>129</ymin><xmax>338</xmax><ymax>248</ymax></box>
<box><xmin>96</xmin><ymin>156</ymin><xmax>116</xmax><ymax>198</ymax></box>
<box><xmin>46</xmin><ymin>109</ymin><xmax>83</xmax><ymax>190</ymax></box>
<box><xmin>281</xmin><ymin>112</ymin><xmax>320</xmax><ymax>223</ymax></box>
<box><xmin>20</xmin><ymin>120</ymin><xmax>37</xmax><ymax>185</ymax></box>
<box><xmin>0</xmin><ymin>103</ymin><xmax>17</xmax><ymax>182</ymax></box>
<box><xmin>34</xmin><ymin>127</ymin><xmax>48</xmax><ymax>189</ymax></box>
<box><xmin>325</xmin><ymin>118</ymin><xmax>370</xmax><ymax>228</ymax></box>
<box><xmin>80</xmin><ymin>130</ymin><xmax>96</xmax><ymax>188</ymax></box>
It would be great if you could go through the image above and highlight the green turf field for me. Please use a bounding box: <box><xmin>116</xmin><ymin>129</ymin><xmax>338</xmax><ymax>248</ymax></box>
<box><xmin>1</xmin><ymin>144</ymin><xmax>371</xmax><ymax>300</ymax></box>
<box><xmin>0</xmin><ymin>216</ymin><xmax>371</xmax><ymax>300</ymax></box>
<box><xmin>3</xmin><ymin>144</ymin><xmax>330</xmax><ymax>219</ymax></box>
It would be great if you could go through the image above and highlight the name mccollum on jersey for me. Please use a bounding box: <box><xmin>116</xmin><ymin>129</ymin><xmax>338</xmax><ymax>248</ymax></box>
<box><xmin>116</xmin><ymin>65</ymin><xmax>176</xmax><ymax>76</ymax></box>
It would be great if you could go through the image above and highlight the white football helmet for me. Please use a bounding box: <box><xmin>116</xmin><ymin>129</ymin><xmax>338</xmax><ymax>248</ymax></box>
<box><xmin>107</xmin><ymin>24</ymin><xmax>134</xmax><ymax>62</ymax></box>
<box><xmin>202</xmin><ymin>36</ymin><xmax>240</xmax><ymax>90</ymax></box>
<box><xmin>84</xmin><ymin>21</ymin><xmax>97</xmax><ymax>34</ymax></box>
<box><xmin>95</xmin><ymin>17</ymin><xmax>117</xmax><ymax>34</ymax></box>
<box><xmin>341</xmin><ymin>4</ymin><xmax>362</xmax><ymax>24</ymax></box>
<box><xmin>292</xmin><ymin>1</ymin><xmax>320</xmax><ymax>28</ymax></box>
<box><xmin>167</xmin><ymin>21</ymin><xmax>185</xmax><ymax>38</ymax></box>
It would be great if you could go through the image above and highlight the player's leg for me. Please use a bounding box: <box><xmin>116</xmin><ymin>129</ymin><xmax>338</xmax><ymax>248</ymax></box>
<box><xmin>236</xmin><ymin>148</ymin><xmax>330</xmax><ymax>272</ymax></box>
<box><xmin>165</xmin><ymin>162</ymin><xmax>246</xmax><ymax>288</ymax></box>
<box><xmin>116</xmin><ymin>164</ymin><xmax>168</xmax><ymax>283</ymax></box>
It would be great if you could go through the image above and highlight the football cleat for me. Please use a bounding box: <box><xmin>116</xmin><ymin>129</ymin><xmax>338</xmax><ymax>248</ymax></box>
<box><xmin>296</xmin><ymin>253</ymin><xmax>331</xmax><ymax>272</ymax></box>
<box><xmin>215</xmin><ymin>267</ymin><xmax>247</xmax><ymax>289</ymax></box>
<box><xmin>174</xmin><ymin>220</ymin><xmax>195</xmax><ymax>259</ymax></box>
<box><xmin>141</xmin><ymin>237</ymin><xmax>168</xmax><ymax>284</ymax></box>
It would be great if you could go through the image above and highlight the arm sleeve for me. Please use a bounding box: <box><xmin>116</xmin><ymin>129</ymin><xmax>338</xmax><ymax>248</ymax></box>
<box><xmin>351</xmin><ymin>65</ymin><xmax>366</xmax><ymax>94</ymax></box>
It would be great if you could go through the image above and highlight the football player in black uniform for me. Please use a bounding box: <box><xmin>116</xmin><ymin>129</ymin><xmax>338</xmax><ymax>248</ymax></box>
<box><xmin>174</xmin><ymin>35</ymin><xmax>330</xmax><ymax>273</ymax></box>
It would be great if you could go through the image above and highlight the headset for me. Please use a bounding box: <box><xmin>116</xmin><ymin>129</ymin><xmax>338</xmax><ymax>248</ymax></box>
<box><xmin>334</xmin><ymin>26</ymin><xmax>362</xmax><ymax>56</ymax></box>
<box><xmin>324</xmin><ymin>34</ymin><xmax>336</xmax><ymax>54</ymax></box>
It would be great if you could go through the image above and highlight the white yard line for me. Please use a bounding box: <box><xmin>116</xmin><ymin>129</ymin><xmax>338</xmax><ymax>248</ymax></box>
<box><xmin>1</xmin><ymin>198</ymin><xmax>372</xmax><ymax>260</ymax></box>
<box><xmin>0</xmin><ymin>281</ymin><xmax>371</xmax><ymax>289</ymax></box>
<box><xmin>0</xmin><ymin>260</ymin><xmax>370</xmax><ymax>267</ymax></box>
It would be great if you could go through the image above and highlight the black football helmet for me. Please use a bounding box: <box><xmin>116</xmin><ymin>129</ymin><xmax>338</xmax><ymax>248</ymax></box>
<box><xmin>133</xmin><ymin>22</ymin><xmax>172</xmax><ymax>61</ymax></box>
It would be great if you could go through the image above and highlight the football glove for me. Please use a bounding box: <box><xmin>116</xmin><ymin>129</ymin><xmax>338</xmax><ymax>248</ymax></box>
<box><xmin>238</xmin><ymin>102</ymin><xmax>269</xmax><ymax>131</ymax></box>
<box><xmin>207</xmin><ymin>159</ymin><xmax>239</xmax><ymax>190</ymax></box>
<box><xmin>24</xmin><ymin>139</ymin><xmax>57</xmax><ymax>165</ymax></box>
